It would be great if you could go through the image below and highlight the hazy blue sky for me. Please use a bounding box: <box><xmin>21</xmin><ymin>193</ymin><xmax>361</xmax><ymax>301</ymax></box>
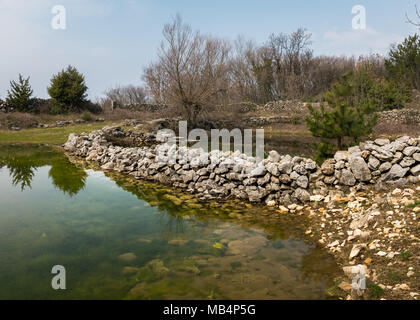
<box><xmin>0</xmin><ymin>0</ymin><xmax>419</xmax><ymax>99</ymax></box>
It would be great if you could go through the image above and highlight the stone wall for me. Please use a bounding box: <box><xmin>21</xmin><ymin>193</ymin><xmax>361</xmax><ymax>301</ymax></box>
<box><xmin>64</xmin><ymin>126</ymin><xmax>317</xmax><ymax>204</ymax></box>
<box><xmin>114</xmin><ymin>103</ymin><xmax>168</xmax><ymax>113</ymax></box>
<box><xmin>261</xmin><ymin>100</ymin><xmax>310</xmax><ymax>114</ymax></box>
<box><xmin>378</xmin><ymin>108</ymin><xmax>420</xmax><ymax>124</ymax></box>
<box><xmin>242</xmin><ymin>116</ymin><xmax>297</xmax><ymax>126</ymax></box>
<box><xmin>36</xmin><ymin>118</ymin><xmax>105</xmax><ymax>129</ymax></box>
<box><xmin>64</xmin><ymin>126</ymin><xmax>420</xmax><ymax>205</ymax></box>
<box><xmin>318</xmin><ymin>137</ymin><xmax>420</xmax><ymax>190</ymax></box>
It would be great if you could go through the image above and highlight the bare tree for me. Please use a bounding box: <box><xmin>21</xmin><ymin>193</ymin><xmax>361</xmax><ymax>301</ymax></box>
<box><xmin>268</xmin><ymin>28</ymin><xmax>313</xmax><ymax>99</ymax></box>
<box><xmin>143</xmin><ymin>15</ymin><xmax>231</xmax><ymax>125</ymax></box>
<box><xmin>228</xmin><ymin>37</ymin><xmax>260</xmax><ymax>103</ymax></box>
<box><xmin>227</xmin><ymin>29</ymin><xmax>356</xmax><ymax>103</ymax></box>
<box><xmin>406</xmin><ymin>5</ymin><xmax>420</xmax><ymax>28</ymax></box>
<box><xmin>104</xmin><ymin>85</ymin><xmax>148</xmax><ymax>105</ymax></box>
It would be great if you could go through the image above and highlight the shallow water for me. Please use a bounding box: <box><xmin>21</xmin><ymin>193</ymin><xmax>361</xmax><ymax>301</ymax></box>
<box><xmin>0</xmin><ymin>145</ymin><xmax>339</xmax><ymax>300</ymax></box>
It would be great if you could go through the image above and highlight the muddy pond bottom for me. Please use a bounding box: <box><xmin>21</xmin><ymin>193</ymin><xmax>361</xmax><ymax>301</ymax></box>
<box><xmin>0</xmin><ymin>145</ymin><xmax>339</xmax><ymax>300</ymax></box>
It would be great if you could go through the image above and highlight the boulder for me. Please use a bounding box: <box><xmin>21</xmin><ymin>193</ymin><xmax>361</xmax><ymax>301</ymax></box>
<box><xmin>334</xmin><ymin>151</ymin><xmax>349</xmax><ymax>162</ymax></box>
<box><xmin>278</xmin><ymin>159</ymin><xmax>293</xmax><ymax>174</ymax></box>
<box><xmin>403</xmin><ymin>146</ymin><xmax>420</xmax><ymax>157</ymax></box>
<box><xmin>349</xmin><ymin>157</ymin><xmax>371</xmax><ymax>182</ymax></box>
<box><xmin>368</xmin><ymin>156</ymin><xmax>380</xmax><ymax>170</ymax></box>
<box><xmin>374</xmin><ymin>138</ymin><xmax>390</xmax><ymax>146</ymax></box>
<box><xmin>304</xmin><ymin>159</ymin><xmax>318</xmax><ymax>171</ymax></box>
<box><xmin>400</xmin><ymin>157</ymin><xmax>416</xmax><ymax>168</ymax></box>
<box><xmin>378</xmin><ymin>162</ymin><xmax>392</xmax><ymax>172</ymax></box>
<box><xmin>279</xmin><ymin>174</ymin><xmax>291</xmax><ymax>184</ymax></box>
<box><xmin>381</xmin><ymin>164</ymin><xmax>410</xmax><ymax>181</ymax></box>
<box><xmin>296</xmin><ymin>175</ymin><xmax>309</xmax><ymax>189</ymax></box>
<box><xmin>64</xmin><ymin>133</ymin><xmax>79</xmax><ymax>152</ymax></box>
<box><xmin>321</xmin><ymin>159</ymin><xmax>335</xmax><ymax>175</ymax></box>
<box><xmin>246</xmin><ymin>187</ymin><xmax>266</xmax><ymax>202</ymax></box>
<box><xmin>267</xmin><ymin>150</ymin><xmax>281</xmax><ymax>163</ymax></box>
<box><xmin>371</xmin><ymin>147</ymin><xmax>394</xmax><ymax>161</ymax></box>
<box><xmin>339</xmin><ymin>169</ymin><xmax>356</xmax><ymax>186</ymax></box>
<box><xmin>249</xmin><ymin>165</ymin><xmax>266</xmax><ymax>177</ymax></box>
<box><xmin>293</xmin><ymin>188</ymin><xmax>310</xmax><ymax>202</ymax></box>
<box><xmin>266</xmin><ymin>162</ymin><xmax>279</xmax><ymax>176</ymax></box>
<box><xmin>411</xmin><ymin>164</ymin><xmax>420</xmax><ymax>176</ymax></box>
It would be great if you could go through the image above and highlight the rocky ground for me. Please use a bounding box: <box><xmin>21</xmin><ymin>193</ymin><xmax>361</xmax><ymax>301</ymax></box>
<box><xmin>277</xmin><ymin>183</ymin><xmax>420</xmax><ymax>300</ymax></box>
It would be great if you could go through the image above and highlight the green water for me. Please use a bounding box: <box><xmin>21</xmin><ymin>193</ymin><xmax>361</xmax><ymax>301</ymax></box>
<box><xmin>0</xmin><ymin>145</ymin><xmax>340</xmax><ymax>300</ymax></box>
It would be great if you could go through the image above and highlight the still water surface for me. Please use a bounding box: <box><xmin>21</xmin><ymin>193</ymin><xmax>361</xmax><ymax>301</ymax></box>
<box><xmin>0</xmin><ymin>145</ymin><xmax>339</xmax><ymax>299</ymax></box>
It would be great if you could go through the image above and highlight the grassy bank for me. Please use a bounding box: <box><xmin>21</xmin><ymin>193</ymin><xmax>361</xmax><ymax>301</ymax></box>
<box><xmin>0</xmin><ymin>122</ymin><xmax>113</xmax><ymax>145</ymax></box>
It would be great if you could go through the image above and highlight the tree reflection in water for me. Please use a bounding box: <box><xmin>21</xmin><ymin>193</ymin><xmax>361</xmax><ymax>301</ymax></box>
<box><xmin>5</xmin><ymin>157</ymin><xmax>37</xmax><ymax>191</ymax></box>
<box><xmin>0</xmin><ymin>144</ymin><xmax>341</xmax><ymax>294</ymax></box>
<box><xmin>0</xmin><ymin>145</ymin><xmax>86</xmax><ymax>195</ymax></box>
<box><xmin>49</xmin><ymin>159</ymin><xmax>87</xmax><ymax>196</ymax></box>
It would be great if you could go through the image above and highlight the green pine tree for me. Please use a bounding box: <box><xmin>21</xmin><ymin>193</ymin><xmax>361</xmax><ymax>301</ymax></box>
<box><xmin>47</xmin><ymin>65</ymin><xmax>88</xmax><ymax>114</ymax></box>
<box><xmin>306</xmin><ymin>70</ymin><xmax>378</xmax><ymax>163</ymax></box>
<box><xmin>6</xmin><ymin>74</ymin><xmax>34</xmax><ymax>112</ymax></box>
<box><xmin>385</xmin><ymin>34</ymin><xmax>420</xmax><ymax>90</ymax></box>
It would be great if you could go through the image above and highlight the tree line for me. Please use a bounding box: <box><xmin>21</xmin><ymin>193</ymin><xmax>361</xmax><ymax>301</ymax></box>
<box><xmin>3</xmin><ymin>65</ymin><xmax>100</xmax><ymax>114</ymax></box>
<box><xmin>3</xmin><ymin>13</ymin><xmax>419</xmax><ymax>163</ymax></box>
<box><xmin>143</xmin><ymin>15</ymin><xmax>419</xmax><ymax>126</ymax></box>
<box><xmin>142</xmin><ymin>15</ymin><xmax>419</xmax><ymax>162</ymax></box>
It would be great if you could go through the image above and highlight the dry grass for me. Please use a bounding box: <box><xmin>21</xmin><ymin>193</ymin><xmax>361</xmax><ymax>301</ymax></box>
<box><xmin>0</xmin><ymin>121</ymin><xmax>113</xmax><ymax>145</ymax></box>
<box><xmin>0</xmin><ymin>112</ymin><xmax>99</xmax><ymax>129</ymax></box>
<box><xmin>0</xmin><ymin>112</ymin><xmax>38</xmax><ymax>129</ymax></box>
<box><xmin>101</xmin><ymin>109</ymin><xmax>155</xmax><ymax>122</ymax></box>
<box><xmin>0</xmin><ymin>108</ymin><xmax>165</xmax><ymax>130</ymax></box>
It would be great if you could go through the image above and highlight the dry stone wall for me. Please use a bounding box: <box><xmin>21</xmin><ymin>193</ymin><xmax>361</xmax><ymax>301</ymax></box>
<box><xmin>64</xmin><ymin>126</ymin><xmax>420</xmax><ymax>205</ymax></box>
<box><xmin>318</xmin><ymin>137</ymin><xmax>420</xmax><ymax>190</ymax></box>
<box><xmin>64</xmin><ymin>126</ymin><xmax>316</xmax><ymax>204</ymax></box>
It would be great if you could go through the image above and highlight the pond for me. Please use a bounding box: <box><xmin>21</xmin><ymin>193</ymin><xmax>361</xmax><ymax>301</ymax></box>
<box><xmin>0</xmin><ymin>144</ymin><xmax>340</xmax><ymax>300</ymax></box>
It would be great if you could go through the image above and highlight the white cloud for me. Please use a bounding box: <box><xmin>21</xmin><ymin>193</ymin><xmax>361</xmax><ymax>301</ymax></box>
<box><xmin>323</xmin><ymin>27</ymin><xmax>405</xmax><ymax>55</ymax></box>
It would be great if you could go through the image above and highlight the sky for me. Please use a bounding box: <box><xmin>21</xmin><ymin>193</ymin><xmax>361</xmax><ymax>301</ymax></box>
<box><xmin>0</xmin><ymin>0</ymin><xmax>419</xmax><ymax>100</ymax></box>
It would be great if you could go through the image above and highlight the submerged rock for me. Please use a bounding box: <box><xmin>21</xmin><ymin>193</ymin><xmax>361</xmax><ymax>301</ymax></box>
<box><xmin>227</xmin><ymin>235</ymin><xmax>268</xmax><ymax>256</ymax></box>
<box><xmin>118</xmin><ymin>252</ymin><xmax>137</xmax><ymax>262</ymax></box>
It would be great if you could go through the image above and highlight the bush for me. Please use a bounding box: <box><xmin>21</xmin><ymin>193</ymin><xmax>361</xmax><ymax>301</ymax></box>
<box><xmin>47</xmin><ymin>65</ymin><xmax>88</xmax><ymax>114</ymax></box>
<box><xmin>306</xmin><ymin>69</ymin><xmax>379</xmax><ymax>159</ymax></box>
<box><xmin>6</xmin><ymin>74</ymin><xmax>35</xmax><ymax>112</ymax></box>
<box><xmin>83</xmin><ymin>101</ymin><xmax>102</xmax><ymax>114</ymax></box>
<box><xmin>385</xmin><ymin>34</ymin><xmax>420</xmax><ymax>90</ymax></box>
<box><xmin>329</xmin><ymin>64</ymin><xmax>411</xmax><ymax>112</ymax></box>
<box><xmin>312</xmin><ymin>141</ymin><xmax>337</xmax><ymax>165</ymax></box>
<box><xmin>81</xmin><ymin>112</ymin><xmax>92</xmax><ymax>122</ymax></box>
<box><xmin>369</xmin><ymin>77</ymin><xmax>412</xmax><ymax>110</ymax></box>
